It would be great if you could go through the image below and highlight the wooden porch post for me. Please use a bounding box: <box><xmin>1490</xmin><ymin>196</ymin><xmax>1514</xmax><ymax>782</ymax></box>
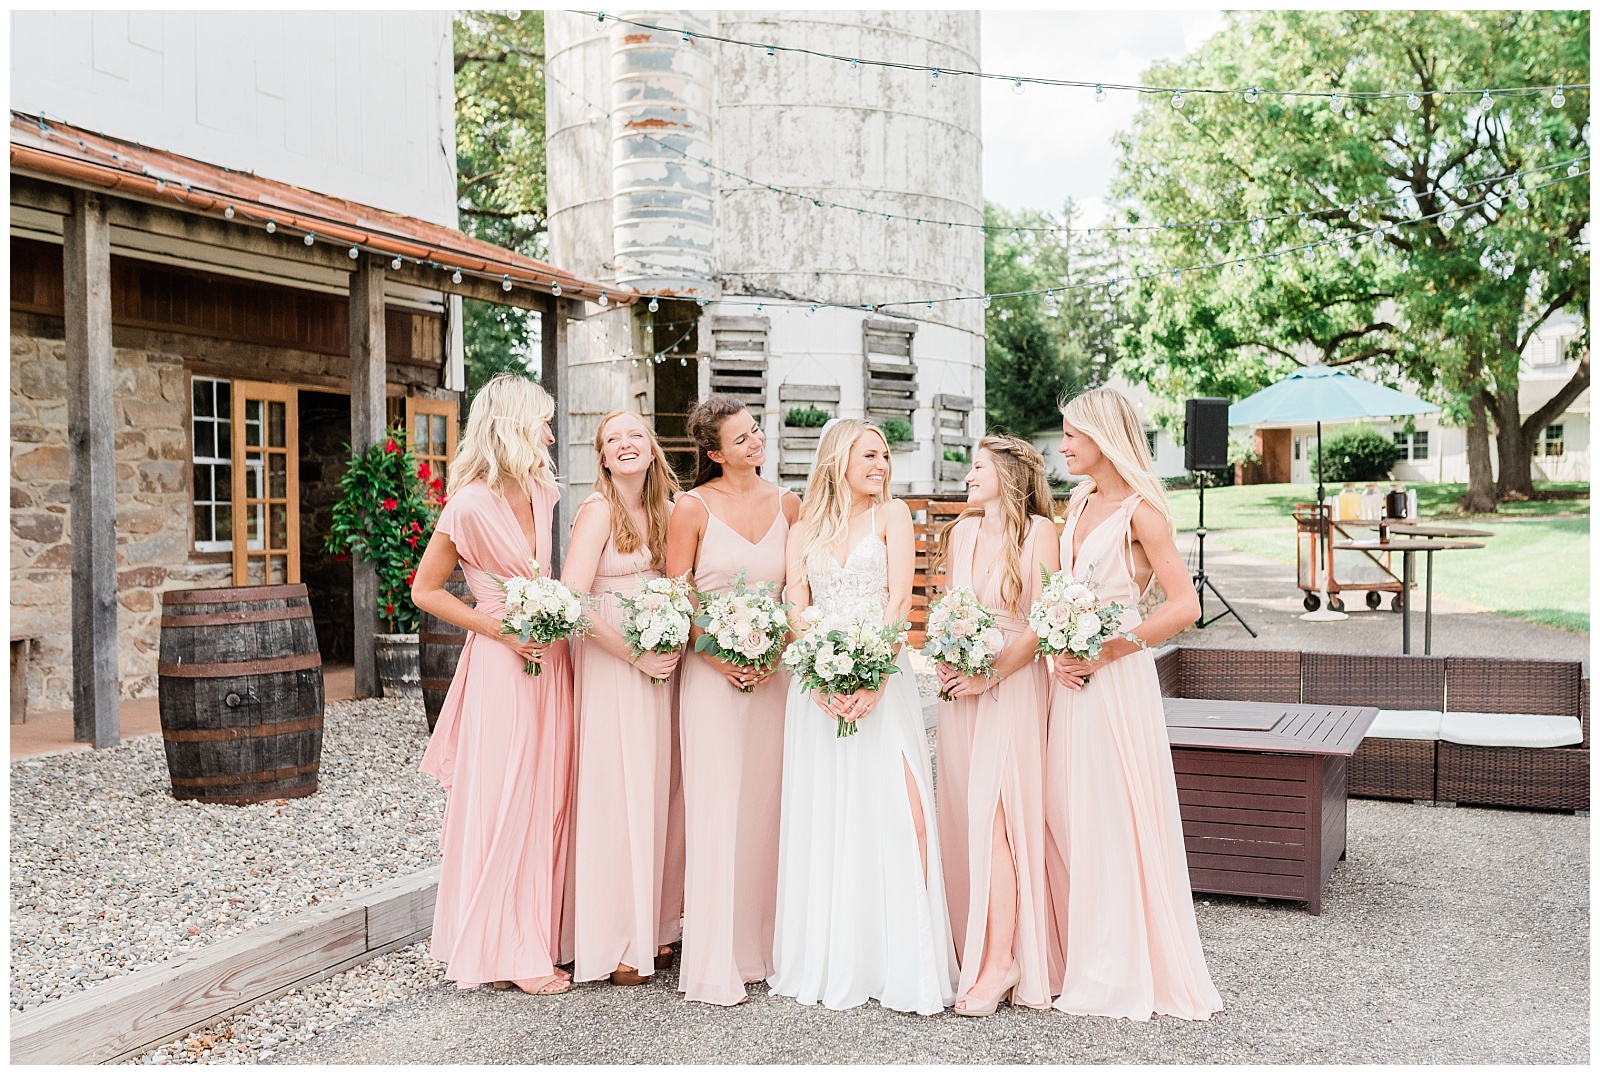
<box><xmin>63</xmin><ymin>190</ymin><xmax>120</xmax><ymax>748</ymax></box>
<box><xmin>349</xmin><ymin>257</ymin><xmax>387</xmax><ymax>698</ymax></box>
<box><xmin>540</xmin><ymin>296</ymin><xmax>573</xmax><ymax>575</ymax></box>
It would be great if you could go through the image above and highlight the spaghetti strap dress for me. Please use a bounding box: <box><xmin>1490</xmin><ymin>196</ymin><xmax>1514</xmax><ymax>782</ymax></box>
<box><xmin>420</xmin><ymin>477</ymin><xmax>575</xmax><ymax>988</ymax></box>
<box><xmin>675</xmin><ymin>487</ymin><xmax>789</xmax><ymax>1005</ymax></box>
<box><xmin>1042</xmin><ymin>491</ymin><xmax>1223</xmax><ymax>1021</ymax></box>
<box><xmin>935</xmin><ymin>514</ymin><xmax>1054</xmax><ymax>1010</ymax></box>
<box><xmin>568</xmin><ymin>493</ymin><xmax>679</xmax><ymax>981</ymax></box>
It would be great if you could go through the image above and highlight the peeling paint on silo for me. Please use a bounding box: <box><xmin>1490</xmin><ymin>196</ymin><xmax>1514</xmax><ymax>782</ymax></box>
<box><xmin>609</xmin><ymin>11</ymin><xmax>719</xmax><ymax>297</ymax></box>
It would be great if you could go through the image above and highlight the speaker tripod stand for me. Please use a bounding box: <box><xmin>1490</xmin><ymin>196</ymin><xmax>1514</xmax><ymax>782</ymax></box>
<box><xmin>1191</xmin><ymin>474</ymin><xmax>1257</xmax><ymax>636</ymax></box>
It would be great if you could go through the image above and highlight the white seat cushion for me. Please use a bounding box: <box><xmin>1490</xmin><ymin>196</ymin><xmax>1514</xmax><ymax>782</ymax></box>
<box><xmin>1367</xmin><ymin>710</ymin><xmax>1444</xmax><ymax>741</ymax></box>
<box><xmin>1440</xmin><ymin>712</ymin><xmax>1584</xmax><ymax>749</ymax></box>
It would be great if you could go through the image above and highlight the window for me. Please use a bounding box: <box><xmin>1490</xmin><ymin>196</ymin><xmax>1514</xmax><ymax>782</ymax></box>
<box><xmin>1145</xmin><ymin>430</ymin><xmax>1158</xmax><ymax>458</ymax></box>
<box><xmin>1539</xmin><ymin>424</ymin><xmax>1565</xmax><ymax>458</ymax></box>
<box><xmin>1293</xmin><ymin>435</ymin><xmax>1301</xmax><ymax>461</ymax></box>
<box><xmin>406</xmin><ymin>397</ymin><xmax>459</xmax><ymax>490</ymax></box>
<box><xmin>1392</xmin><ymin>430</ymin><xmax>1429</xmax><ymax>462</ymax></box>
<box><xmin>191</xmin><ymin>376</ymin><xmax>233</xmax><ymax>552</ymax></box>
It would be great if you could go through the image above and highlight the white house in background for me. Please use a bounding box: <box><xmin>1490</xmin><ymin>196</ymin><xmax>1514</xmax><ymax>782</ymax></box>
<box><xmin>1229</xmin><ymin>314</ymin><xmax>1589</xmax><ymax>486</ymax></box>
<box><xmin>1030</xmin><ymin>374</ymin><xmax>1187</xmax><ymax>486</ymax></box>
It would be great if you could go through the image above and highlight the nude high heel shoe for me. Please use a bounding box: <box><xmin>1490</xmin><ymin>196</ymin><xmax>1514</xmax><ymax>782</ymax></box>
<box><xmin>953</xmin><ymin>960</ymin><xmax>1021</xmax><ymax>1018</ymax></box>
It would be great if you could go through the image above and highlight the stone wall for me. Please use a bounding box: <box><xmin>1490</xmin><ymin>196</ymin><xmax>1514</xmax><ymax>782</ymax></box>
<box><xmin>10</xmin><ymin>329</ymin><xmax>226</xmax><ymax>712</ymax></box>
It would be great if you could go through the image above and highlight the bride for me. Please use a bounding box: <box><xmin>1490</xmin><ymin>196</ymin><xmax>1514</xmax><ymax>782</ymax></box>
<box><xmin>767</xmin><ymin>419</ymin><xmax>957</xmax><ymax>1015</ymax></box>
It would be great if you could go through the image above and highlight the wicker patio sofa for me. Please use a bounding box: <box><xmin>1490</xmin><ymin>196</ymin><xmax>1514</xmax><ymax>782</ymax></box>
<box><xmin>1154</xmin><ymin>646</ymin><xmax>1590</xmax><ymax>812</ymax></box>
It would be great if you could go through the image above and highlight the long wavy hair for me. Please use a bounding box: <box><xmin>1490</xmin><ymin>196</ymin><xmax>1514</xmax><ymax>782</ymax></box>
<box><xmin>592</xmin><ymin>410</ymin><xmax>679</xmax><ymax>570</ymax></box>
<box><xmin>448</xmin><ymin>373</ymin><xmax>557</xmax><ymax>495</ymax></box>
<box><xmin>685</xmin><ymin>394</ymin><xmax>755</xmax><ymax>488</ymax></box>
<box><xmin>935</xmin><ymin>435</ymin><xmax>1053</xmax><ymax>613</ymax></box>
<box><xmin>1061</xmin><ymin>386</ymin><xmax>1174</xmax><ymax>531</ymax></box>
<box><xmin>796</xmin><ymin>419</ymin><xmax>891</xmax><ymax>573</ymax></box>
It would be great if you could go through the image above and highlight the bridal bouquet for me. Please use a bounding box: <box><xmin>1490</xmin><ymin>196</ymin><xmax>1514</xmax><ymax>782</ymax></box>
<box><xmin>492</xmin><ymin>559</ymin><xmax>589</xmax><ymax>676</ymax></box>
<box><xmin>1027</xmin><ymin>568</ymin><xmax>1129</xmax><ymax>676</ymax></box>
<box><xmin>920</xmin><ymin>587</ymin><xmax>1005</xmax><ymax>700</ymax></box>
<box><xmin>692</xmin><ymin>570</ymin><xmax>791</xmax><ymax>693</ymax></box>
<box><xmin>614</xmin><ymin>574</ymin><xmax>695</xmax><ymax>683</ymax></box>
<box><xmin>783</xmin><ymin>613</ymin><xmax>906</xmax><ymax>738</ymax></box>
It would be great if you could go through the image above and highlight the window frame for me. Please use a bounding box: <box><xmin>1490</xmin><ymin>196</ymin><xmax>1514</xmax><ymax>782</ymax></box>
<box><xmin>189</xmin><ymin>375</ymin><xmax>235</xmax><ymax>557</ymax></box>
<box><xmin>405</xmin><ymin>396</ymin><xmax>459</xmax><ymax>490</ymax></box>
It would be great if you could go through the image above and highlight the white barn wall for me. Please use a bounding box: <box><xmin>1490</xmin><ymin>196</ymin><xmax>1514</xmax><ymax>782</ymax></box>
<box><xmin>9</xmin><ymin>10</ymin><xmax>458</xmax><ymax>226</ymax></box>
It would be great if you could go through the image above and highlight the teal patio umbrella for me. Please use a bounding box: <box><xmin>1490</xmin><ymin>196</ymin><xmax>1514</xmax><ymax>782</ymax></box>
<box><xmin>1229</xmin><ymin>364</ymin><xmax>1440</xmax><ymax>506</ymax></box>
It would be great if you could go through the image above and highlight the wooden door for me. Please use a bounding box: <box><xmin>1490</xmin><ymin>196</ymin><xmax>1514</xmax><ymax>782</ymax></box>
<box><xmin>230</xmin><ymin>381</ymin><xmax>300</xmax><ymax>585</ymax></box>
<box><xmin>405</xmin><ymin>396</ymin><xmax>458</xmax><ymax>489</ymax></box>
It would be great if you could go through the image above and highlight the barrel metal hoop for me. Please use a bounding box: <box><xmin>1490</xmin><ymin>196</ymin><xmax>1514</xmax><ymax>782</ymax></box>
<box><xmin>160</xmin><ymin>606</ymin><xmax>315</xmax><ymax>628</ymax></box>
<box><xmin>418</xmin><ymin>632</ymin><xmax>465</xmax><ymax>646</ymax></box>
<box><xmin>157</xmin><ymin>652</ymin><xmax>323</xmax><ymax>678</ymax></box>
<box><xmin>173</xmin><ymin>782</ymin><xmax>319</xmax><ymax>806</ymax></box>
<box><xmin>419</xmin><ymin>677</ymin><xmax>455</xmax><ymax>691</ymax></box>
<box><xmin>168</xmin><ymin>762</ymin><xmax>321</xmax><ymax>788</ymax></box>
<box><xmin>161</xmin><ymin>715</ymin><xmax>324</xmax><ymax>743</ymax></box>
<box><xmin>161</xmin><ymin>584</ymin><xmax>308</xmax><ymax>606</ymax></box>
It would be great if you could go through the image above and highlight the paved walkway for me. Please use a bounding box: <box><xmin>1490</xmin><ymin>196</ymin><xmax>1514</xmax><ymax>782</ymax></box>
<box><xmin>266</xmin><ymin>799</ymin><xmax>1588</xmax><ymax>1065</ymax></box>
<box><xmin>1172</xmin><ymin>545</ymin><xmax>1588</xmax><ymax>660</ymax></box>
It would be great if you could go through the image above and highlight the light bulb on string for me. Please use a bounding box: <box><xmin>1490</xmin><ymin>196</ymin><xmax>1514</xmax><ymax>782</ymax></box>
<box><xmin>1094</xmin><ymin>84</ymin><xmax>1106</xmax><ymax>103</ymax></box>
<box><xmin>501</xmin><ymin>275</ymin><xmax>513</xmax><ymax>292</ymax></box>
<box><xmin>1568</xmin><ymin>162</ymin><xmax>1582</xmax><ymax>177</ymax></box>
<box><xmin>265</xmin><ymin>219</ymin><xmax>276</xmax><ymax>234</ymax></box>
<box><xmin>764</xmin><ymin>45</ymin><xmax>776</xmax><ymax>68</ymax></box>
<box><xmin>596</xmin><ymin>11</ymin><xmax>605</xmax><ymax>23</ymax></box>
<box><xmin>696</xmin><ymin>297</ymin><xmax>708</xmax><ymax>307</ymax></box>
<box><xmin>1480</xmin><ymin>89</ymin><xmax>1494</xmax><ymax>111</ymax></box>
<box><xmin>648</xmin><ymin>297</ymin><xmax>660</xmax><ymax>313</ymax></box>
<box><xmin>848</xmin><ymin>58</ymin><xmax>860</xmax><ymax>77</ymax></box>
<box><xmin>930</xmin><ymin>68</ymin><xmax>941</xmax><ymax>88</ymax></box>
<box><xmin>552</xmin><ymin>281</ymin><xmax>562</xmax><ymax>296</ymax></box>
<box><xmin>1245</xmin><ymin>86</ymin><xmax>1260</xmax><ymax>104</ymax></box>
<box><xmin>224</xmin><ymin>205</ymin><xmax>235</xmax><ymax>219</ymax></box>
<box><xmin>1552</xmin><ymin>86</ymin><xmax>1566</xmax><ymax>108</ymax></box>
<box><xmin>1298</xmin><ymin>213</ymin><xmax>1309</xmax><ymax>229</ymax></box>
<box><xmin>451</xmin><ymin>268</ymin><xmax>462</xmax><ymax>284</ymax></box>
<box><xmin>1329</xmin><ymin>92</ymin><xmax>1341</xmax><ymax>112</ymax></box>
<box><xmin>1012</xmin><ymin>78</ymin><xmax>1024</xmax><ymax>96</ymax></box>
<box><xmin>1515</xmin><ymin>194</ymin><xmax>1530</xmax><ymax>211</ymax></box>
<box><xmin>1171</xmin><ymin>90</ymin><xmax>1184</xmax><ymax>109</ymax></box>
<box><xmin>348</xmin><ymin>245</ymin><xmax>360</xmax><ymax>259</ymax></box>
<box><xmin>680</xmin><ymin>27</ymin><xmax>692</xmax><ymax>45</ymax></box>
<box><xmin>679</xmin><ymin>356</ymin><xmax>687</xmax><ymax>367</ymax></box>
<box><xmin>390</xmin><ymin>255</ymin><xmax>403</xmax><ymax>270</ymax></box>
<box><xmin>304</xmin><ymin>232</ymin><xmax>315</xmax><ymax>246</ymax></box>
<box><xmin>1407</xmin><ymin>92</ymin><xmax>1421</xmax><ymax>111</ymax></box>
<box><xmin>1210</xmin><ymin>220</ymin><xmax>1221</xmax><ymax>233</ymax></box>
<box><xmin>983</xmin><ymin>295</ymin><xmax>992</xmax><ymax>308</ymax></box>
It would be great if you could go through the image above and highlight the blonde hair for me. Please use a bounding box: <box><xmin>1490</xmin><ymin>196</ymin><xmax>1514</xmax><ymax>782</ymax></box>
<box><xmin>796</xmin><ymin>419</ymin><xmax>891</xmax><ymax>572</ymax></box>
<box><xmin>448</xmin><ymin>373</ymin><xmax>557</xmax><ymax>496</ymax></box>
<box><xmin>1060</xmin><ymin>386</ymin><xmax>1174</xmax><ymax>531</ymax></box>
<box><xmin>593</xmin><ymin>410</ymin><xmax>680</xmax><ymax>571</ymax></box>
<box><xmin>935</xmin><ymin>435</ymin><xmax>1054</xmax><ymax>613</ymax></box>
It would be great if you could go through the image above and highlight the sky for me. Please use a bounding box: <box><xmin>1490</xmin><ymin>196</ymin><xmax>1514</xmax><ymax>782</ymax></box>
<box><xmin>981</xmin><ymin>10</ymin><xmax>1226</xmax><ymax>227</ymax></box>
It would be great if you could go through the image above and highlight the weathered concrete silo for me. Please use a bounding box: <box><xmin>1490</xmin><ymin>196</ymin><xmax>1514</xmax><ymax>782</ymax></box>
<box><xmin>547</xmin><ymin>9</ymin><xmax>984</xmax><ymax>497</ymax></box>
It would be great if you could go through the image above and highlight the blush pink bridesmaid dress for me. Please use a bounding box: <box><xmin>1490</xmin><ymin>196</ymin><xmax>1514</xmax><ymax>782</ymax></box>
<box><xmin>936</xmin><ymin>514</ymin><xmax>1055</xmax><ymax>1010</ymax></box>
<box><xmin>569</xmin><ymin>493</ymin><xmax>679</xmax><ymax>981</ymax></box>
<box><xmin>1042</xmin><ymin>491</ymin><xmax>1223</xmax><ymax>1021</ymax></box>
<box><xmin>420</xmin><ymin>477</ymin><xmax>575</xmax><ymax>989</ymax></box>
<box><xmin>675</xmin><ymin>486</ymin><xmax>788</xmax><ymax>1005</ymax></box>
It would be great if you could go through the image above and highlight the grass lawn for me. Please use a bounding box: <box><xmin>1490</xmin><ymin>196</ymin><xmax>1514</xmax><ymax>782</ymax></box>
<box><xmin>1165</xmin><ymin>482</ymin><xmax>1590</xmax><ymax>632</ymax></box>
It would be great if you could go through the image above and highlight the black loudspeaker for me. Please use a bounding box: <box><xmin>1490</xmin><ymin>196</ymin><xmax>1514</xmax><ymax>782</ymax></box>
<box><xmin>1184</xmin><ymin>397</ymin><xmax>1230</xmax><ymax>471</ymax></box>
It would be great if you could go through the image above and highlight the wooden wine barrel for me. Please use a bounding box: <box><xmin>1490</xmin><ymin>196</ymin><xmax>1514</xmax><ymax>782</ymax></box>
<box><xmin>157</xmin><ymin>584</ymin><xmax>325</xmax><ymax>805</ymax></box>
<box><xmin>419</xmin><ymin>566</ymin><xmax>475</xmax><ymax>732</ymax></box>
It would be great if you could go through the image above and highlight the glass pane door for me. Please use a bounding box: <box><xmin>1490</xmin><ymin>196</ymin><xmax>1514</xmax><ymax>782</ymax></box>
<box><xmin>231</xmin><ymin>381</ymin><xmax>300</xmax><ymax>585</ymax></box>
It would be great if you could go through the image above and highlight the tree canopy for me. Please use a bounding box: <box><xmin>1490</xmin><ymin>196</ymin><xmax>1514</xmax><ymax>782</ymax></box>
<box><xmin>1110</xmin><ymin>9</ymin><xmax>1589</xmax><ymax>509</ymax></box>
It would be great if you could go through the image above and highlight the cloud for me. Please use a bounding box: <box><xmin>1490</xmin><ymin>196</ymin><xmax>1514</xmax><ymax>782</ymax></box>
<box><xmin>981</xmin><ymin>10</ymin><xmax>1224</xmax><ymax>214</ymax></box>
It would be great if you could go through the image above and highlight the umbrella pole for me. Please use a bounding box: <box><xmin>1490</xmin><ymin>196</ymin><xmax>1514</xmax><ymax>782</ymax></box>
<box><xmin>1303</xmin><ymin>417</ymin><xmax>1348</xmax><ymax>621</ymax></box>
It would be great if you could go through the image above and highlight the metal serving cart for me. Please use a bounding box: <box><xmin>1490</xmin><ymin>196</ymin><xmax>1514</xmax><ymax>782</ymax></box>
<box><xmin>1292</xmin><ymin>502</ymin><xmax>1407</xmax><ymax>613</ymax></box>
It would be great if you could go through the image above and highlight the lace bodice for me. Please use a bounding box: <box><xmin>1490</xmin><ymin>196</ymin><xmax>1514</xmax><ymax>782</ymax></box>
<box><xmin>806</xmin><ymin>533</ymin><xmax>890</xmax><ymax>622</ymax></box>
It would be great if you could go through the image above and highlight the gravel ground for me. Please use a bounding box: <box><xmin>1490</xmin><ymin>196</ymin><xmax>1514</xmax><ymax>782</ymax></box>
<box><xmin>136</xmin><ymin>798</ymin><xmax>1586</xmax><ymax>1065</ymax></box>
<box><xmin>9</xmin><ymin>698</ymin><xmax>442</xmax><ymax>1012</ymax></box>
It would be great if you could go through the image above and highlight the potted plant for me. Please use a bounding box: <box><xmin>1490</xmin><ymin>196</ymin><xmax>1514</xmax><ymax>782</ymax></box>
<box><xmin>880</xmin><ymin>417</ymin><xmax>915</xmax><ymax>450</ymax></box>
<box><xmin>784</xmin><ymin>405</ymin><xmax>832</xmax><ymax>428</ymax></box>
<box><xmin>324</xmin><ymin>428</ymin><xmax>443</xmax><ymax>698</ymax></box>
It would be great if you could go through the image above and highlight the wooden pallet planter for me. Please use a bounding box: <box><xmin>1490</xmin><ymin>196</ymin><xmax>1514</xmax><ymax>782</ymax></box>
<box><xmin>9</xmin><ymin>866</ymin><xmax>440</xmax><ymax>1065</ymax></box>
<box><xmin>929</xmin><ymin>394</ymin><xmax>974</xmax><ymax>495</ymax></box>
<box><xmin>708</xmin><ymin>316</ymin><xmax>770</xmax><ymax>418</ymax></box>
<box><xmin>777</xmin><ymin>381</ymin><xmax>840</xmax><ymax>483</ymax></box>
<box><xmin>862</xmin><ymin>318</ymin><xmax>918</xmax><ymax>428</ymax></box>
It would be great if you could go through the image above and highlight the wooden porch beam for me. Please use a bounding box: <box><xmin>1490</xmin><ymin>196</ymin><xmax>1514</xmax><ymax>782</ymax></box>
<box><xmin>62</xmin><ymin>189</ymin><xmax>120</xmax><ymax>748</ymax></box>
<box><xmin>540</xmin><ymin>296</ymin><xmax>578</xmax><ymax>576</ymax></box>
<box><xmin>349</xmin><ymin>257</ymin><xmax>387</xmax><ymax>699</ymax></box>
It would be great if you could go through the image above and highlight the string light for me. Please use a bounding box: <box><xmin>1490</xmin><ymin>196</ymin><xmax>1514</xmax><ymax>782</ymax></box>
<box><xmin>1171</xmin><ymin>90</ymin><xmax>1184</xmax><ymax>109</ymax></box>
<box><xmin>572</xmin><ymin>11</ymin><xmax>1584</xmax><ymax>106</ymax></box>
<box><xmin>1012</xmin><ymin>77</ymin><xmax>1024</xmax><ymax>96</ymax></box>
<box><xmin>224</xmin><ymin>204</ymin><xmax>234</xmax><ymax>219</ymax></box>
<box><xmin>648</xmin><ymin>297</ymin><xmax>660</xmax><ymax>312</ymax></box>
<box><xmin>451</xmin><ymin>268</ymin><xmax>462</xmax><ymax>284</ymax></box>
<box><xmin>348</xmin><ymin>244</ymin><xmax>360</xmax><ymax>259</ymax></box>
<box><xmin>848</xmin><ymin>58</ymin><xmax>860</xmax><ymax>76</ymax></box>
<box><xmin>1407</xmin><ymin>92</ymin><xmax>1421</xmax><ymax>111</ymax></box>
<box><xmin>764</xmin><ymin>45</ymin><xmax>776</xmax><ymax>67</ymax></box>
<box><xmin>1094</xmin><ymin>83</ymin><xmax>1106</xmax><ymax>102</ymax></box>
<box><xmin>552</xmin><ymin>281</ymin><xmax>562</xmax><ymax>296</ymax></box>
<box><xmin>1552</xmin><ymin>86</ymin><xmax>1566</xmax><ymax>108</ymax></box>
<box><xmin>502</xmin><ymin>275</ymin><xmax>513</xmax><ymax>291</ymax></box>
<box><xmin>1245</xmin><ymin>86</ymin><xmax>1260</xmax><ymax>104</ymax></box>
<box><xmin>1480</xmin><ymin>89</ymin><xmax>1494</xmax><ymax>110</ymax></box>
<box><xmin>303</xmin><ymin>232</ymin><xmax>315</xmax><ymax>246</ymax></box>
<box><xmin>265</xmin><ymin>219</ymin><xmax>276</xmax><ymax>234</ymax></box>
<box><xmin>930</xmin><ymin>67</ymin><xmax>942</xmax><ymax>88</ymax></box>
<box><xmin>391</xmin><ymin>255</ymin><xmax>403</xmax><ymax>270</ymax></box>
<box><xmin>1329</xmin><ymin>92</ymin><xmax>1342</xmax><ymax>112</ymax></box>
<box><xmin>598</xmin><ymin>290</ymin><xmax>609</xmax><ymax>306</ymax></box>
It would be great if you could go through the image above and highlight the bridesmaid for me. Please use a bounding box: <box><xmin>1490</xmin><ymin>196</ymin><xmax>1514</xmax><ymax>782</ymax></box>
<box><xmin>563</xmin><ymin>411</ymin><xmax>683</xmax><ymax>987</ymax></box>
<box><xmin>664</xmin><ymin>394</ymin><xmax>800</xmax><ymax>1006</ymax></box>
<box><xmin>413</xmin><ymin>373</ymin><xmax>575</xmax><ymax>996</ymax></box>
<box><xmin>1042</xmin><ymin>386</ymin><xmax>1223</xmax><ymax>1021</ymax></box>
<box><xmin>934</xmin><ymin>436</ymin><xmax>1059</xmax><ymax>1015</ymax></box>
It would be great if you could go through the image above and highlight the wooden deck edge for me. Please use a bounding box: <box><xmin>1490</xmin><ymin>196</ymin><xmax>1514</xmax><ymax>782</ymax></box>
<box><xmin>10</xmin><ymin>865</ymin><xmax>440</xmax><ymax>1065</ymax></box>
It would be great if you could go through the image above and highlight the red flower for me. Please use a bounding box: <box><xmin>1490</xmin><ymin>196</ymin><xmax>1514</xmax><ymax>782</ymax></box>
<box><xmin>416</xmin><ymin>463</ymin><xmax>432</xmax><ymax>481</ymax></box>
<box><xmin>410</xmin><ymin>521</ymin><xmax>423</xmax><ymax>533</ymax></box>
<box><xmin>406</xmin><ymin>535</ymin><xmax>419</xmax><ymax>549</ymax></box>
<box><xmin>405</xmin><ymin>570</ymin><xmax>417</xmax><ymax>586</ymax></box>
<box><xmin>385</xmin><ymin>602</ymin><xmax>395</xmax><ymax>616</ymax></box>
<box><xmin>333</xmin><ymin>553</ymin><xmax>349</xmax><ymax>563</ymax></box>
<box><xmin>384</xmin><ymin>438</ymin><xmax>399</xmax><ymax>454</ymax></box>
<box><xmin>381</xmin><ymin>497</ymin><xmax>398</xmax><ymax>511</ymax></box>
<box><xmin>430</xmin><ymin>477</ymin><xmax>444</xmax><ymax>491</ymax></box>
<box><xmin>437</xmin><ymin>494</ymin><xmax>448</xmax><ymax>506</ymax></box>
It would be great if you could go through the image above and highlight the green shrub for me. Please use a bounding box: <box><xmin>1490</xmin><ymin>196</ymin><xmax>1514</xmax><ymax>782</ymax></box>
<box><xmin>785</xmin><ymin>405</ymin><xmax>832</xmax><ymax>428</ymax></box>
<box><xmin>1312</xmin><ymin>427</ymin><xmax>1403</xmax><ymax>482</ymax></box>
<box><xmin>880</xmin><ymin>418</ymin><xmax>914</xmax><ymax>445</ymax></box>
<box><xmin>943</xmin><ymin>447</ymin><xmax>970</xmax><ymax>463</ymax></box>
<box><xmin>1227</xmin><ymin>436</ymin><xmax>1261</xmax><ymax>467</ymax></box>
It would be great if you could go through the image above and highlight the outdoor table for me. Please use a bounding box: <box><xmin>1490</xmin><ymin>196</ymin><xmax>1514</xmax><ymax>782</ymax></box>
<box><xmin>1165</xmin><ymin>697</ymin><xmax>1377</xmax><ymax>915</ymax></box>
<box><xmin>1379</xmin><ymin>523</ymin><xmax>1495</xmax><ymax>540</ymax></box>
<box><xmin>1335</xmin><ymin>538</ymin><xmax>1485</xmax><ymax>655</ymax></box>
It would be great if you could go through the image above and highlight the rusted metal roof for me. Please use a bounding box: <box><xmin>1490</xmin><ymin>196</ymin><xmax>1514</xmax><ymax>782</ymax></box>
<box><xmin>9</xmin><ymin>111</ymin><xmax>631</xmax><ymax>306</ymax></box>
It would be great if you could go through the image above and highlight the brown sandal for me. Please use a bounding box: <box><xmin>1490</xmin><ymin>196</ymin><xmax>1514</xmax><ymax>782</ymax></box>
<box><xmin>610</xmin><ymin>963</ymin><xmax>649</xmax><ymax>987</ymax></box>
<box><xmin>654</xmin><ymin>945</ymin><xmax>678</xmax><ymax>971</ymax></box>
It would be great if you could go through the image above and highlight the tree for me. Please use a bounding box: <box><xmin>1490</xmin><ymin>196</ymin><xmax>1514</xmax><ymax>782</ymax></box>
<box><xmin>1110</xmin><ymin>10</ymin><xmax>1589</xmax><ymax>511</ymax></box>
<box><xmin>454</xmin><ymin>10</ymin><xmax>548</xmax><ymax>398</ymax></box>
<box><xmin>983</xmin><ymin>202</ymin><xmax>1123</xmax><ymax>437</ymax></box>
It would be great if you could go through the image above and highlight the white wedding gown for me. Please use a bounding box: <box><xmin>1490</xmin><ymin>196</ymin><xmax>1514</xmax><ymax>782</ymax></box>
<box><xmin>767</xmin><ymin>523</ymin><xmax>957</xmax><ymax>1015</ymax></box>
